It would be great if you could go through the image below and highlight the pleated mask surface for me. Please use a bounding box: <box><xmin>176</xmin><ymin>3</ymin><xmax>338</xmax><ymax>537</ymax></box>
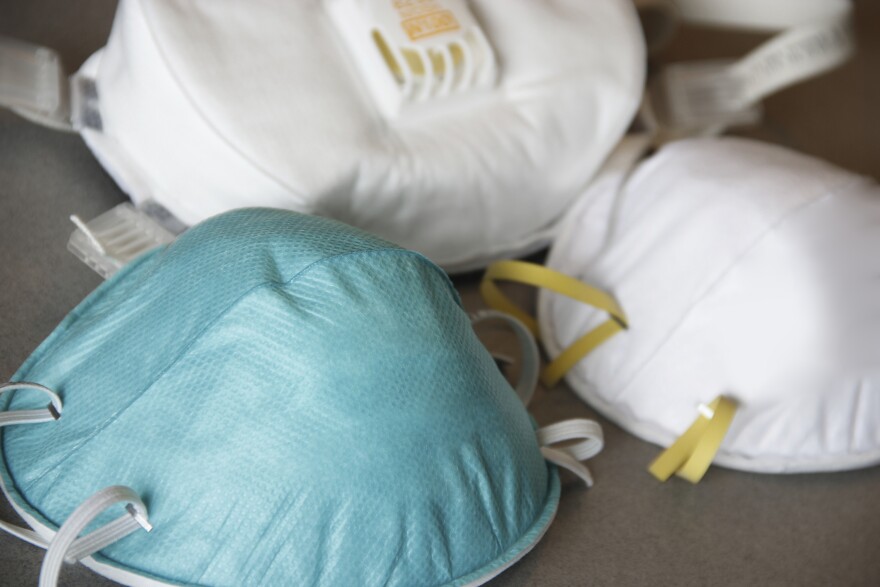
<box><xmin>36</xmin><ymin>0</ymin><xmax>646</xmax><ymax>272</ymax></box>
<box><xmin>482</xmin><ymin>138</ymin><xmax>880</xmax><ymax>479</ymax></box>
<box><xmin>0</xmin><ymin>209</ymin><xmax>603</xmax><ymax>586</ymax></box>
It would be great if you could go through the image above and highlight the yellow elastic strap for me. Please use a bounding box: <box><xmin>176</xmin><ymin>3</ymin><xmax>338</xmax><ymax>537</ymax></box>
<box><xmin>480</xmin><ymin>260</ymin><xmax>628</xmax><ymax>387</ymax></box>
<box><xmin>648</xmin><ymin>395</ymin><xmax>738</xmax><ymax>484</ymax></box>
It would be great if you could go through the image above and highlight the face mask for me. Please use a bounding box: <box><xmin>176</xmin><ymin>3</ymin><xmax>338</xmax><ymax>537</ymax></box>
<box><xmin>0</xmin><ymin>208</ymin><xmax>603</xmax><ymax>586</ymax></box>
<box><xmin>0</xmin><ymin>0</ymin><xmax>646</xmax><ymax>272</ymax></box>
<box><xmin>481</xmin><ymin>138</ymin><xmax>880</xmax><ymax>481</ymax></box>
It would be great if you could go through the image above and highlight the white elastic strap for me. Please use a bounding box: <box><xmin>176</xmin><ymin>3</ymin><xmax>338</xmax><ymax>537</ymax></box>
<box><xmin>537</xmin><ymin>419</ymin><xmax>604</xmax><ymax>488</ymax></box>
<box><xmin>0</xmin><ymin>382</ymin><xmax>64</xmax><ymax>548</ymax></box>
<box><xmin>644</xmin><ymin>0</ymin><xmax>854</xmax><ymax>136</ymax></box>
<box><xmin>732</xmin><ymin>15</ymin><xmax>853</xmax><ymax>108</ymax></box>
<box><xmin>39</xmin><ymin>486</ymin><xmax>151</xmax><ymax>587</ymax></box>
<box><xmin>471</xmin><ymin>310</ymin><xmax>540</xmax><ymax>406</ymax></box>
<box><xmin>0</xmin><ymin>515</ymin><xmax>48</xmax><ymax>550</ymax></box>
<box><xmin>0</xmin><ymin>382</ymin><xmax>63</xmax><ymax>427</ymax></box>
<box><xmin>0</xmin><ymin>35</ymin><xmax>73</xmax><ymax>131</ymax></box>
<box><xmin>673</xmin><ymin>0</ymin><xmax>850</xmax><ymax>30</ymax></box>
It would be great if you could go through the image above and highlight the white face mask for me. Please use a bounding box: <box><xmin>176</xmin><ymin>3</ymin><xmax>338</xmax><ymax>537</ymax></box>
<box><xmin>0</xmin><ymin>0</ymin><xmax>646</xmax><ymax>272</ymax></box>
<box><xmin>482</xmin><ymin>137</ymin><xmax>880</xmax><ymax>480</ymax></box>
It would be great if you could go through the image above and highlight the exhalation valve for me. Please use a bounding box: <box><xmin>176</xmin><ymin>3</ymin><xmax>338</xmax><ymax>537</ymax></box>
<box><xmin>328</xmin><ymin>0</ymin><xmax>497</xmax><ymax>117</ymax></box>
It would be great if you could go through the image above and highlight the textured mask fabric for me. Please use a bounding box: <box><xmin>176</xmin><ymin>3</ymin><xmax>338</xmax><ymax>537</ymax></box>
<box><xmin>539</xmin><ymin>138</ymin><xmax>880</xmax><ymax>473</ymax></box>
<box><xmin>75</xmin><ymin>0</ymin><xmax>646</xmax><ymax>271</ymax></box>
<box><xmin>0</xmin><ymin>209</ymin><xmax>558</xmax><ymax>586</ymax></box>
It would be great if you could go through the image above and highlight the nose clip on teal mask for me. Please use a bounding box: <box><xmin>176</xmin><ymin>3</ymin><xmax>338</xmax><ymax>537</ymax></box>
<box><xmin>1</xmin><ymin>208</ymin><xmax>602</xmax><ymax>586</ymax></box>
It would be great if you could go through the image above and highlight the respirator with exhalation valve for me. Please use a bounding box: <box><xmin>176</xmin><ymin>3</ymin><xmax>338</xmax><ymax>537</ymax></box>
<box><xmin>0</xmin><ymin>0</ymin><xmax>647</xmax><ymax>272</ymax></box>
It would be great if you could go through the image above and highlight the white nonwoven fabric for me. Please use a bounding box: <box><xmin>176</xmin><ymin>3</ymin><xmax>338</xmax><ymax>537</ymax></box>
<box><xmin>78</xmin><ymin>0</ymin><xmax>646</xmax><ymax>271</ymax></box>
<box><xmin>540</xmin><ymin>138</ymin><xmax>880</xmax><ymax>473</ymax></box>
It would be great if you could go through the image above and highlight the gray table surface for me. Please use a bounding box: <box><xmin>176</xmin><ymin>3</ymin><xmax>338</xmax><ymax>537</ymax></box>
<box><xmin>1</xmin><ymin>2</ymin><xmax>879</xmax><ymax>586</ymax></box>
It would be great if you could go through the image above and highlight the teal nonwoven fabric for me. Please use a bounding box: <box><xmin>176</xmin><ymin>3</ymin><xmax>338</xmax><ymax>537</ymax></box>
<box><xmin>1</xmin><ymin>209</ymin><xmax>556</xmax><ymax>586</ymax></box>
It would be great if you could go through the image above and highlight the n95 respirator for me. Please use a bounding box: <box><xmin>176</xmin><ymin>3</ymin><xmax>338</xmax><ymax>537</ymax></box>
<box><xmin>482</xmin><ymin>138</ymin><xmax>880</xmax><ymax>480</ymax></box>
<box><xmin>1</xmin><ymin>0</ymin><xmax>646</xmax><ymax>272</ymax></box>
<box><xmin>0</xmin><ymin>208</ymin><xmax>603</xmax><ymax>586</ymax></box>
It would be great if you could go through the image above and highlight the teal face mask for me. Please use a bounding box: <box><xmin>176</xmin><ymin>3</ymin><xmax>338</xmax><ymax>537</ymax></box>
<box><xmin>0</xmin><ymin>209</ymin><xmax>602</xmax><ymax>586</ymax></box>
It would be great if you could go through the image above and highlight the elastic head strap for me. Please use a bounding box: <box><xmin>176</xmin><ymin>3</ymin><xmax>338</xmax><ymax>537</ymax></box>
<box><xmin>648</xmin><ymin>395</ymin><xmax>738</xmax><ymax>484</ymax></box>
<box><xmin>0</xmin><ymin>383</ymin><xmax>152</xmax><ymax>585</ymax></box>
<box><xmin>39</xmin><ymin>486</ymin><xmax>152</xmax><ymax>587</ymax></box>
<box><xmin>641</xmin><ymin>0</ymin><xmax>854</xmax><ymax>138</ymax></box>
<box><xmin>472</xmin><ymin>310</ymin><xmax>540</xmax><ymax>406</ymax></box>
<box><xmin>672</xmin><ymin>0</ymin><xmax>851</xmax><ymax>30</ymax></box>
<box><xmin>0</xmin><ymin>382</ymin><xmax>63</xmax><ymax>427</ymax></box>
<box><xmin>537</xmin><ymin>418</ymin><xmax>604</xmax><ymax>487</ymax></box>
<box><xmin>480</xmin><ymin>260</ymin><xmax>628</xmax><ymax>387</ymax></box>
<box><xmin>0</xmin><ymin>382</ymin><xmax>65</xmax><ymax>549</ymax></box>
<box><xmin>0</xmin><ymin>35</ymin><xmax>74</xmax><ymax>131</ymax></box>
